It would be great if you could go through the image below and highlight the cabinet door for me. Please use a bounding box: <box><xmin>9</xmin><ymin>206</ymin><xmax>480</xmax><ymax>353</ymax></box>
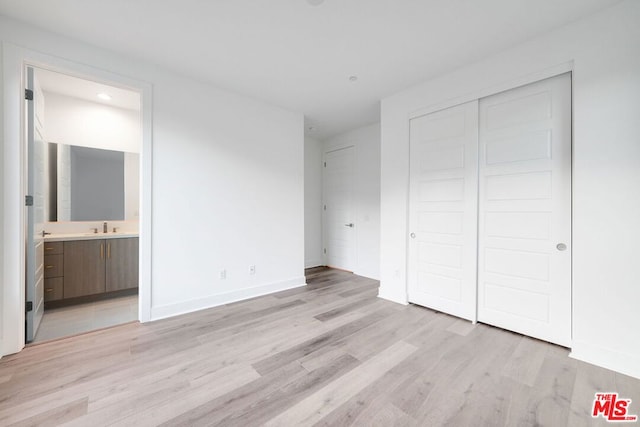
<box><xmin>106</xmin><ymin>238</ymin><xmax>139</xmax><ymax>292</ymax></box>
<box><xmin>64</xmin><ymin>240</ymin><xmax>106</xmax><ymax>298</ymax></box>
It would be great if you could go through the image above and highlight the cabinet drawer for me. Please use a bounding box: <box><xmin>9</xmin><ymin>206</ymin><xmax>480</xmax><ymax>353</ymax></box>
<box><xmin>44</xmin><ymin>254</ymin><xmax>64</xmax><ymax>278</ymax></box>
<box><xmin>44</xmin><ymin>241</ymin><xmax>63</xmax><ymax>255</ymax></box>
<box><xmin>44</xmin><ymin>277</ymin><xmax>64</xmax><ymax>302</ymax></box>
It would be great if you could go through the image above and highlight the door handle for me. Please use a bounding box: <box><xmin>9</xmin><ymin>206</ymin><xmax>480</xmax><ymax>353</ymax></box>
<box><xmin>107</xmin><ymin>243</ymin><xmax>111</xmax><ymax>259</ymax></box>
<box><xmin>556</xmin><ymin>243</ymin><xmax>567</xmax><ymax>251</ymax></box>
<box><xmin>344</xmin><ymin>223</ymin><xmax>354</xmax><ymax>228</ymax></box>
<box><xmin>410</xmin><ymin>233</ymin><xmax>416</xmax><ymax>239</ymax></box>
<box><xmin>100</xmin><ymin>243</ymin><xmax>104</xmax><ymax>259</ymax></box>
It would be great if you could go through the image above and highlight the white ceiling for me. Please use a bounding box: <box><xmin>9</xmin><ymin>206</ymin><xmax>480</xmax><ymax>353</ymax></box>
<box><xmin>0</xmin><ymin>0</ymin><xmax>622</xmax><ymax>139</ymax></box>
<box><xmin>37</xmin><ymin>68</ymin><xmax>141</xmax><ymax>111</ymax></box>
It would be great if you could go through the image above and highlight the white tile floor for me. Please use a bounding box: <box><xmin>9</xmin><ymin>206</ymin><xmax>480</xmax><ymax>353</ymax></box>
<box><xmin>32</xmin><ymin>295</ymin><xmax>138</xmax><ymax>344</ymax></box>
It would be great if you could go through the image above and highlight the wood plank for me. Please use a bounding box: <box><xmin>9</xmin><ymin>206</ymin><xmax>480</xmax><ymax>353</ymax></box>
<box><xmin>0</xmin><ymin>267</ymin><xmax>637</xmax><ymax>426</ymax></box>
<box><xmin>263</xmin><ymin>340</ymin><xmax>418</xmax><ymax>426</ymax></box>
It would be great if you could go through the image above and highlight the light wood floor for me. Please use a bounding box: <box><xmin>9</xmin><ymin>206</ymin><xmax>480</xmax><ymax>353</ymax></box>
<box><xmin>1</xmin><ymin>268</ymin><xmax>638</xmax><ymax>426</ymax></box>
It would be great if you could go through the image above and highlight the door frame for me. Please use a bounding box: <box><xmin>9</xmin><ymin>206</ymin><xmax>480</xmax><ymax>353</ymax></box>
<box><xmin>1</xmin><ymin>43</ymin><xmax>153</xmax><ymax>355</ymax></box>
<box><xmin>322</xmin><ymin>144</ymin><xmax>357</xmax><ymax>271</ymax></box>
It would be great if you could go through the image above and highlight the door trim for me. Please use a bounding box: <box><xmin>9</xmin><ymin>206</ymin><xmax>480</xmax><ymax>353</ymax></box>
<box><xmin>1</xmin><ymin>42</ymin><xmax>153</xmax><ymax>356</ymax></box>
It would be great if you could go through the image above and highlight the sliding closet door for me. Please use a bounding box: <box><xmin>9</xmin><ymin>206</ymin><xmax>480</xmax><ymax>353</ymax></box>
<box><xmin>408</xmin><ymin>101</ymin><xmax>478</xmax><ymax>321</ymax></box>
<box><xmin>477</xmin><ymin>73</ymin><xmax>571</xmax><ymax>346</ymax></box>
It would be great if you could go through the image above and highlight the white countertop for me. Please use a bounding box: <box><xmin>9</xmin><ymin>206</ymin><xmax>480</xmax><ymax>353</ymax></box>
<box><xmin>44</xmin><ymin>232</ymin><xmax>139</xmax><ymax>242</ymax></box>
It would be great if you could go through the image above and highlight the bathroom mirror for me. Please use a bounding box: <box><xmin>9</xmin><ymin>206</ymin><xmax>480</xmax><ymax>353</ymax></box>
<box><xmin>47</xmin><ymin>143</ymin><xmax>139</xmax><ymax>222</ymax></box>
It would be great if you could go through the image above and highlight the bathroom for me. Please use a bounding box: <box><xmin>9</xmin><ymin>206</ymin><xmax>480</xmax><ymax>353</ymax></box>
<box><xmin>26</xmin><ymin>67</ymin><xmax>142</xmax><ymax>343</ymax></box>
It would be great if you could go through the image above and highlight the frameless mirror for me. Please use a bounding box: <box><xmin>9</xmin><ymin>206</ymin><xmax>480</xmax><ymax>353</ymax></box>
<box><xmin>47</xmin><ymin>143</ymin><xmax>139</xmax><ymax>222</ymax></box>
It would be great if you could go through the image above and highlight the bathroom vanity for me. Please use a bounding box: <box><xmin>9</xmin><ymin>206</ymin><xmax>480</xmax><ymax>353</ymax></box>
<box><xmin>43</xmin><ymin>233</ymin><xmax>138</xmax><ymax>306</ymax></box>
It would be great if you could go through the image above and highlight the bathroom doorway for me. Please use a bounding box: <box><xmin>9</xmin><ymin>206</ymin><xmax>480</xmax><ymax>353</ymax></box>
<box><xmin>25</xmin><ymin>66</ymin><xmax>143</xmax><ymax>344</ymax></box>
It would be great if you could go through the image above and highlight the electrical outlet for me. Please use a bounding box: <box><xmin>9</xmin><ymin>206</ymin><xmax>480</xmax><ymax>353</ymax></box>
<box><xmin>249</xmin><ymin>265</ymin><xmax>256</xmax><ymax>275</ymax></box>
<box><xmin>219</xmin><ymin>269</ymin><xmax>226</xmax><ymax>280</ymax></box>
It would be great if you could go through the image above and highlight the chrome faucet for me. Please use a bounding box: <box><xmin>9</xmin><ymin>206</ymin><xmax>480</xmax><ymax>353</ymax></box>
<box><xmin>103</xmin><ymin>222</ymin><xmax>108</xmax><ymax>233</ymax></box>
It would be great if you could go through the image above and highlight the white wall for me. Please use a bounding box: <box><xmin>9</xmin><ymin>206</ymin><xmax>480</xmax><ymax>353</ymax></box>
<box><xmin>0</xmin><ymin>43</ymin><xmax>4</xmax><ymax>356</ymax></box>
<box><xmin>324</xmin><ymin>123</ymin><xmax>380</xmax><ymax>280</ymax></box>
<box><xmin>304</xmin><ymin>136</ymin><xmax>323</xmax><ymax>268</ymax></box>
<box><xmin>380</xmin><ymin>0</ymin><xmax>640</xmax><ymax>379</ymax></box>
<box><xmin>43</xmin><ymin>91</ymin><xmax>141</xmax><ymax>153</ymax></box>
<box><xmin>124</xmin><ymin>152</ymin><xmax>140</xmax><ymax>221</ymax></box>
<box><xmin>0</xmin><ymin>16</ymin><xmax>304</xmax><ymax>354</ymax></box>
<box><xmin>150</xmin><ymin>77</ymin><xmax>303</xmax><ymax>317</ymax></box>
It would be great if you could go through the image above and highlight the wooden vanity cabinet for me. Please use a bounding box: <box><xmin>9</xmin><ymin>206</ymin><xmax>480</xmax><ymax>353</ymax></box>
<box><xmin>63</xmin><ymin>240</ymin><xmax>106</xmax><ymax>298</ymax></box>
<box><xmin>106</xmin><ymin>238</ymin><xmax>139</xmax><ymax>292</ymax></box>
<box><xmin>62</xmin><ymin>237</ymin><xmax>139</xmax><ymax>299</ymax></box>
<box><xmin>43</xmin><ymin>242</ymin><xmax>64</xmax><ymax>302</ymax></box>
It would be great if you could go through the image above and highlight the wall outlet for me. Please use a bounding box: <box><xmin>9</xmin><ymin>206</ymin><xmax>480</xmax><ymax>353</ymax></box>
<box><xmin>219</xmin><ymin>269</ymin><xmax>226</xmax><ymax>280</ymax></box>
<box><xmin>249</xmin><ymin>265</ymin><xmax>256</xmax><ymax>275</ymax></box>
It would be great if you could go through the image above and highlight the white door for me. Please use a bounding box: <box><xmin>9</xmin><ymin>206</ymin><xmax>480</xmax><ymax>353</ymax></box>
<box><xmin>477</xmin><ymin>73</ymin><xmax>571</xmax><ymax>346</ymax></box>
<box><xmin>323</xmin><ymin>146</ymin><xmax>356</xmax><ymax>271</ymax></box>
<box><xmin>408</xmin><ymin>101</ymin><xmax>479</xmax><ymax>321</ymax></box>
<box><xmin>26</xmin><ymin>67</ymin><xmax>46</xmax><ymax>342</ymax></box>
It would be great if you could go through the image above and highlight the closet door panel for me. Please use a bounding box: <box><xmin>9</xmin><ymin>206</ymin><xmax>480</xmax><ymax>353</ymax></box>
<box><xmin>408</xmin><ymin>100</ymin><xmax>478</xmax><ymax>321</ymax></box>
<box><xmin>478</xmin><ymin>73</ymin><xmax>572</xmax><ymax>346</ymax></box>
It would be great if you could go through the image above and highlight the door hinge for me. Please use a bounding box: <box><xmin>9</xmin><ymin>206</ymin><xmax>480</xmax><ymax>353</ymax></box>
<box><xmin>323</xmin><ymin>248</ymin><xmax>326</xmax><ymax>254</ymax></box>
<box><xmin>323</xmin><ymin>205</ymin><xmax>326</xmax><ymax>211</ymax></box>
<box><xmin>25</xmin><ymin>195</ymin><xmax>34</xmax><ymax>206</ymax></box>
<box><xmin>324</xmin><ymin>162</ymin><xmax>326</xmax><ymax>167</ymax></box>
<box><xmin>25</xmin><ymin>89</ymin><xmax>34</xmax><ymax>101</ymax></box>
<box><xmin>25</xmin><ymin>301</ymin><xmax>33</xmax><ymax>313</ymax></box>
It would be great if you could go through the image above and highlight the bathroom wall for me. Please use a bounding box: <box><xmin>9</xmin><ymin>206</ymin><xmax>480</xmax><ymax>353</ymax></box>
<box><xmin>43</xmin><ymin>91</ymin><xmax>140</xmax><ymax>153</ymax></box>
<box><xmin>41</xmin><ymin>89</ymin><xmax>141</xmax><ymax>223</ymax></box>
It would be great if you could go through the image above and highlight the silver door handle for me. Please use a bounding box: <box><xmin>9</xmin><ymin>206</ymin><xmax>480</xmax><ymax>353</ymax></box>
<box><xmin>410</xmin><ymin>233</ymin><xmax>416</xmax><ymax>239</ymax></box>
<box><xmin>344</xmin><ymin>223</ymin><xmax>354</xmax><ymax>228</ymax></box>
<box><xmin>556</xmin><ymin>243</ymin><xmax>567</xmax><ymax>251</ymax></box>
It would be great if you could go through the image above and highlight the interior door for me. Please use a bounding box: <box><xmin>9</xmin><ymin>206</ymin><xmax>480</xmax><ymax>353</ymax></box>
<box><xmin>323</xmin><ymin>146</ymin><xmax>356</xmax><ymax>271</ymax></box>
<box><xmin>25</xmin><ymin>67</ymin><xmax>46</xmax><ymax>342</ymax></box>
<box><xmin>477</xmin><ymin>73</ymin><xmax>572</xmax><ymax>346</ymax></box>
<box><xmin>408</xmin><ymin>100</ymin><xmax>479</xmax><ymax>321</ymax></box>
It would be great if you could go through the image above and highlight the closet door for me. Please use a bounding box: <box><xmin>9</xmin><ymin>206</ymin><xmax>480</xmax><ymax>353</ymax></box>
<box><xmin>408</xmin><ymin>100</ymin><xmax>478</xmax><ymax>321</ymax></box>
<box><xmin>477</xmin><ymin>73</ymin><xmax>571</xmax><ymax>346</ymax></box>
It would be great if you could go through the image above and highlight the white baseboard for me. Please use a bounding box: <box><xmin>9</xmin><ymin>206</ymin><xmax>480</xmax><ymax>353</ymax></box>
<box><xmin>150</xmin><ymin>277</ymin><xmax>306</xmax><ymax>321</ymax></box>
<box><xmin>570</xmin><ymin>341</ymin><xmax>640</xmax><ymax>380</ymax></box>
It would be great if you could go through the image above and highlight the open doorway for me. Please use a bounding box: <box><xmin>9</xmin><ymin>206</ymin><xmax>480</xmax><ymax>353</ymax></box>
<box><xmin>25</xmin><ymin>66</ymin><xmax>142</xmax><ymax>344</ymax></box>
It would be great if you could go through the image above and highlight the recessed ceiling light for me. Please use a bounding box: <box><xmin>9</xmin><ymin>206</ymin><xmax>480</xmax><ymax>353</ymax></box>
<box><xmin>97</xmin><ymin>93</ymin><xmax>112</xmax><ymax>101</ymax></box>
<box><xmin>307</xmin><ymin>0</ymin><xmax>325</xmax><ymax>5</ymax></box>
<box><xmin>349</xmin><ymin>75</ymin><xmax>358</xmax><ymax>82</ymax></box>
